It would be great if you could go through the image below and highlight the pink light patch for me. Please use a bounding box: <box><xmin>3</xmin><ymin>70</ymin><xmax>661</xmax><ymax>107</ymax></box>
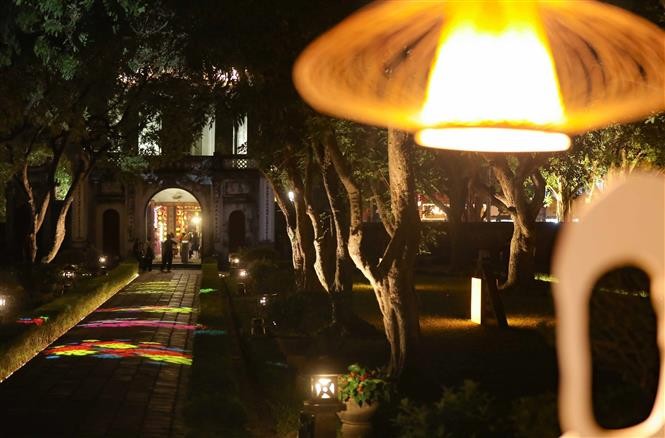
<box><xmin>79</xmin><ymin>318</ymin><xmax>201</xmax><ymax>330</ymax></box>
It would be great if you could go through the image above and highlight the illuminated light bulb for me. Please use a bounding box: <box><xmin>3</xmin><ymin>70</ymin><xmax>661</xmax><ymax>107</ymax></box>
<box><xmin>416</xmin><ymin>128</ymin><xmax>570</xmax><ymax>153</ymax></box>
<box><xmin>417</xmin><ymin>1</ymin><xmax>569</xmax><ymax>152</ymax></box>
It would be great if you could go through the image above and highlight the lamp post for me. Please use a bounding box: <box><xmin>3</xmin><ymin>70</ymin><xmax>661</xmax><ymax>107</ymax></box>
<box><xmin>0</xmin><ymin>295</ymin><xmax>8</xmax><ymax>324</ymax></box>
<box><xmin>301</xmin><ymin>359</ymin><xmax>343</xmax><ymax>438</ymax></box>
<box><xmin>98</xmin><ymin>255</ymin><xmax>108</xmax><ymax>273</ymax></box>
<box><xmin>61</xmin><ymin>266</ymin><xmax>77</xmax><ymax>293</ymax></box>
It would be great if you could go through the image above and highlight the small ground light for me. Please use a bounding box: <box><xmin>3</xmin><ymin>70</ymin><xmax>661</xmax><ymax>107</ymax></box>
<box><xmin>98</xmin><ymin>255</ymin><xmax>107</xmax><ymax>265</ymax></box>
<box><xmin>0</xmin><ymin>296</ymin><xmax>7</xmax><ymax>308</ymax></box>
<box><xmin>259</xmin><ymin>295</ymin><xmax>268</xmax><ymax>306</ymax></box>
<box><xmin>62</xmin><ymin>268</ymin><xmax>76</xmax><ymax>280</ymax></box>
<box><xmin>238</xmin><ymin>269</ymin><xmax>248</xmax><ymax>278</ymax></box>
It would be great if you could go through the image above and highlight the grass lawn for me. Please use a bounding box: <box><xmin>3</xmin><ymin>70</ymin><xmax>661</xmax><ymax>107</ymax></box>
<box><xmin>350</xmin><ymin>274</ymin><xmax>557</xmax><ymax>398</ymax></box>
<box><xmin>224</xmin><ymin>267</ymin><xmax>654</xmax><ymax>436</ymax></box>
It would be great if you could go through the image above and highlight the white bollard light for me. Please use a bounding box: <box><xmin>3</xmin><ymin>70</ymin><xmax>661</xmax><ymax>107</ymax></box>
<box><xmin>471</xmin><ymin>277</ymin><xmax>482</xmax><ymax>324</ymax></box>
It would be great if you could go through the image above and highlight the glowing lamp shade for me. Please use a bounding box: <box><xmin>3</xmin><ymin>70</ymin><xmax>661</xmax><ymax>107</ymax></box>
<box><xmin>311</xmin><ymin>375</ymin><xmax>338</xmax><ymax>401</ymax></box>
<box><xmin>238</xmin><ymin>269</ymin><xmax>248</xmax><ymax>278</ymax></box>
<box><xmin>0</xmin><ymin>296</ymin><xmax>7</xmax><ymax>308</ymax></box>
<box><xmin>471</xmin><ymin>277</ymin><xmax>482</xmax><ymax>324</ymax></box>
<box><xmin>293</xmin><ymin>0</ymin><xmax>665</xmax><ymax>153</ymax></box>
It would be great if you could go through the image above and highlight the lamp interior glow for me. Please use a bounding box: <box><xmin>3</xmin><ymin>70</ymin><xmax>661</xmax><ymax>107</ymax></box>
<box><xmin>312</xmin><ymin>376</ymin><xmax>336</xmax><ymax>400</ymax></box>
<box><xmin>417</xmin><ymin>1</ymin><xmax>569</xmax><ymax>152</ymax></box>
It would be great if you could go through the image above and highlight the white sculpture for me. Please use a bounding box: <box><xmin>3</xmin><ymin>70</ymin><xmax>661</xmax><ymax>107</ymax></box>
<box><xmin>552</xmin><ymin>173</ymin><xmax>665</xmax><ymax>437</ymax></box>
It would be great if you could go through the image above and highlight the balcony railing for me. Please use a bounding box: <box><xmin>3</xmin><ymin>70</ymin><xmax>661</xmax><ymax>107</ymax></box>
<box><xmin>143</xmin><ymin>154</ymin><xmax>258</xmax><ymax>172</ymax></box>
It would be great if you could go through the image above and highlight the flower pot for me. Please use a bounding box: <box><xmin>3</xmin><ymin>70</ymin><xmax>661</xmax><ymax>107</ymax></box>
<box><xmin>337</xmin><ymin>399</ymin><xmax>379</xmax><ymax>438</ymax></box>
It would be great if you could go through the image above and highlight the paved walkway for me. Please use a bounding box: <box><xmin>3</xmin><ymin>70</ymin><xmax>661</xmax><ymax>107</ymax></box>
<box><xmin>0</xmin><ymin>270</ymin><xmax>200</xmax><ymax>437</ymax></box>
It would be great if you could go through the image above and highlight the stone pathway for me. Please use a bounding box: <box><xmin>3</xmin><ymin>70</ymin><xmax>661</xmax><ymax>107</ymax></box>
<box><xmin>0</xmin><ymin>270</ymin><xmax>200</xmax><ymax>437</ymax></box>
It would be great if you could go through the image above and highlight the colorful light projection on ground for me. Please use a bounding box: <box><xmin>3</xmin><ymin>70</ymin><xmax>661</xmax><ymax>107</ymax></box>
<box><xmin>79</xmin><ymin>318</ymin><xmax>199</xmax><ymax>330</ymax></box>
<box><xmin>17</xmin><ymin>316</ymin><xmax>49</xmax><ymax>326</ymax></box>
<box><xmin>76</xmin><ymin>318</ymin><xmax>226</xmax><ymax>336</ymax></box>
<box><xmin>199</xmin><ymin>288</ymin><xmax>217</xmax><ymax>294</ymax></box>
<box><xmin>96</xmin><ymin>306</ymin><xmax>192</xmax><ymax>314</ymax></box>
<box><xmin>195</xmin><ymin>329</ymin><xmax>226</xmax><ymax>336</ymax></box>
<box><xmin>123</xmin><ymin>290</ymin><xmax>171</xmax><ymax>295</ymax></box>
<box><xmin>44</xmin><ymin>339</ymin><xmax>192</xmax><ymax>365</ymax></box>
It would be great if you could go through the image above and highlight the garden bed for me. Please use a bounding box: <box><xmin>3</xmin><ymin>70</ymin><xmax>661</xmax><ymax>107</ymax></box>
<box><xmin>0</xmin><ymin>262</ymin><xmax>137</xmax><ymax>382</ymax></box>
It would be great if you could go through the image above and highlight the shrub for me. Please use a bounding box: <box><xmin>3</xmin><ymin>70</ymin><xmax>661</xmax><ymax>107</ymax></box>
<box><xmin>393</xmin><ymin>380</ymin><xmax>501</xmax><ymax>438</ymax></box>
<box><xmin>247</xmin><ymin>259</ymin><xmax>293</xmax><ymax>294</ymax></box>
<box><xmin>239</xmin><ymin>245</ymin><xmax>280</xmax><ymax>264</ymax></box>
<box><xmin>510</xmin><ymin>392</ymin><xmax>559</xmax><ymax>438</ymax></box>
<box><xmin>268</xmin><ymin>291</ymin><xmax>330</xmax><ymax>334</ymax></box>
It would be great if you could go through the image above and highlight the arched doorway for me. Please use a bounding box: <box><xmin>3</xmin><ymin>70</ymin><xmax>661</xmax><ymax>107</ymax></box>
<box><xmin>228</xmin><ymin>210</ymin><xmax>245</xmax><ymax>252</ymax></box>
<box><xmin>146</xmin><ymin>188</ymin><xmax>202</xmax><ymax>264</ymax></box>
<box><xmin>102</xmin><ymin>209</ymin><xmax>120</xmax><ymax>257</ymax></box>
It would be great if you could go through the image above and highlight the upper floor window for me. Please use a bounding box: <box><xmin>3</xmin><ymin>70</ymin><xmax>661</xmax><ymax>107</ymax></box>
<box><xmin>233</xmin><ymin>115</ymin><xmax>248</xmax><ymax>155</ymax></box>
<box><xmin>191</xmin><ymin>118</ymin><xmax>215</xmax><ymax>156</ymax></box>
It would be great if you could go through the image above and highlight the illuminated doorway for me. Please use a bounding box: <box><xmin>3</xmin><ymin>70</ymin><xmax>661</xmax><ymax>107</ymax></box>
<box><xmin>146</xmin><ymin>188</ymin><xmax>202</xmax><ymax>264</ymax></box>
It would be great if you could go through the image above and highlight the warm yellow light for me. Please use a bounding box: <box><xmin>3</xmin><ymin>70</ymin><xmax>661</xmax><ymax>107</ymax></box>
<box><xmin>314</xmin><ymin>377</ymin><xmax>336</xmax><ymax>399</ymax></box>
<box><xmin>471</xmin><ymin>277</ymin><xmax>482</xmax><ymax>324</ymax></box>
<box><xmin>292</xmin><ymin>0</ymin><xmax>665</xmax><ymax>153</ymax></box>
<box><xmin>191</xmin><ymin>216</ymin><xmax>201</xmax><ymax>225</ymax></box>
<box><xmin>416</xmin><ymin>128</ymin><xmax>570</xmax><ymax>153</ymax></box>
<box><xmin>418</xmin><ymin>1</ymin><xmax>568</xmax><ymax>151</ymax></box>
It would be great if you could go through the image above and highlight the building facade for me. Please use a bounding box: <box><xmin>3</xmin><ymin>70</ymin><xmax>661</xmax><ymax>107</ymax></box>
<box><xmin>5</xmin><ymin>117</ymin><xmax>275</xmax><ymax>262</ymax></box>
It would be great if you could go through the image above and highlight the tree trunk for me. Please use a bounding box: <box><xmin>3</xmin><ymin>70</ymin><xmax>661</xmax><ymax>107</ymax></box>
<box><xmin>265</xmin><ymin>168</ymin><xmax>316</xmax><ymax>293</ymax></box>
<box><xmin>18</xmin><ymin>163</ymin><xmax>50</xmax><ymax>264</ymax></box>
<box><xmin>446</xmin><ymin>180</ymin><xmax>467</xmax><ymax>270</ymax></box>
<box><xmin>490</xmin><ymin>157</ymin><xmax>546</xmax><ymax>291</ymax></box>
<box><xmin>505</xmin><ymin>214</ymin><xmax>536</xmax><ymax>290</ymax></box>
<box><xmin>40</xmin><ymin>167</ymin><xmax>85</xmax><ymax>263</ymax></box>
<box><xmin>310</xmin><ymin>135</ymin><xmax>355</xmax><ymax>330</ymax></box>
<box><xmin>326</xmin><ymin>128</ymin><xmax>420</xmax><ymax>377</ymax></box>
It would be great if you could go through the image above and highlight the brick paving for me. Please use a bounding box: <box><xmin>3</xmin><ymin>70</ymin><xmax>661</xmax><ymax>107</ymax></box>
<box><xmin>0</xmin><ymin>270</ymin><xmax>200</xmax><ymax>437</ymax></box>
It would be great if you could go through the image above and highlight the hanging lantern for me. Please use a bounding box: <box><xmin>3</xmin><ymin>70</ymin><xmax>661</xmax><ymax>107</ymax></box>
<box><xmin>293</xmin><ymin>0</ymin><xmax>665</xmax><ymax>153</ymax></box>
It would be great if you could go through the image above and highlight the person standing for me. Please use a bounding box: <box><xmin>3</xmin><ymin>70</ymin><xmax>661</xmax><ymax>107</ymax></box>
<box><xmin>161</xmin><ymin>233</ymin><xmax>175</xmax><ymax>272</ymax></box>
<box><xmin>132</xmin><ymin>238</ymin><xmax>145</xmax><ymax>273</ymax></box>
<box><xmin>191</xmin><ymin>231</ymin><xmax>200</xmax><ymax>260</ymax></box>
<box><xmin>143</xmin><ymin>238</ymin><xmax>155</xmax><ymax>272</ymax></box>
<box><xmin>180</xmin><ymin>233</ymin><xmax>190</xmax><ymax>264</ymax></box>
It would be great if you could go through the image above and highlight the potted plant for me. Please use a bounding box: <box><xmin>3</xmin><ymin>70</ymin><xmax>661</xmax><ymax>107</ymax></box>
<box><xmin>337</xmin><ymin>364</ymin><xmax>390</xmax><ymax>437</ymax></box>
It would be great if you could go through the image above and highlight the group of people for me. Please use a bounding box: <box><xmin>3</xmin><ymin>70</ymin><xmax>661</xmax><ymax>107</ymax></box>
<box><xmin>132</xmin><ymin>231</ymin><xmax>201</xmax><ymax>274</ymax></box>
